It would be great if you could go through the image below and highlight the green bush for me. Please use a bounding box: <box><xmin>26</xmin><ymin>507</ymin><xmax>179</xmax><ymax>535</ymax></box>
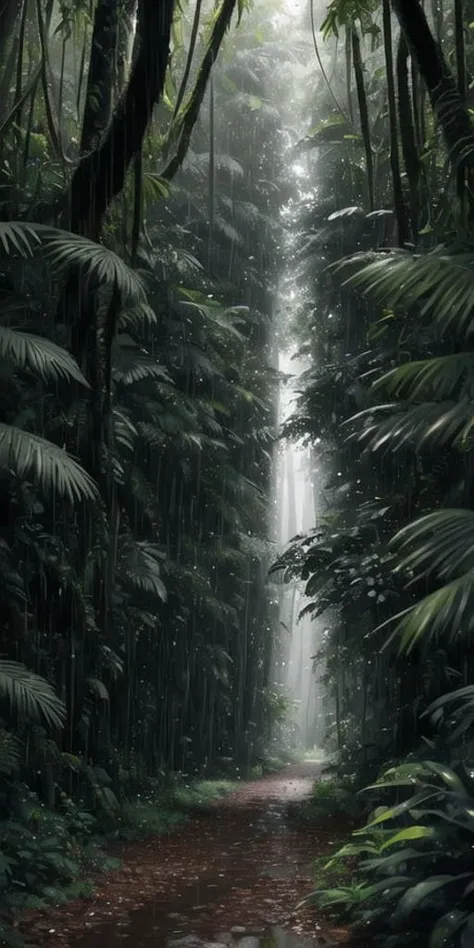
<box><xmin>297</xmin><ymin>776</ymin><xmax>363</xmax><ymax>824</ymax></box>
<box><xmin>0</xmin><ymin>788</ymin><xmax>115</xmax><ymax>926</ymax></box>
<box><xmin>305</xmin><ymin>759</ymin><xmax>474</xmax><ymax>947</ymax></box>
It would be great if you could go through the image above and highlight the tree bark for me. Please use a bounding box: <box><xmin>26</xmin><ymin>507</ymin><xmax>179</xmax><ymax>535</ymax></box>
<box><xmin>171</xmin><ymin>0</ymin><xmax>202</xmax><ymax>123</ymax></box>
<box><xmin>116</xmin><ymin>0</ymin><xmax>137</xmax><ymax>95</ymax></box>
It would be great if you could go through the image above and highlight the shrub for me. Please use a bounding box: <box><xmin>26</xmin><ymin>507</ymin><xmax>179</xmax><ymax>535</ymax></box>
<box><xmin>305</xmin><ymin>759</ymin><xmax>474</xmax><ymax>947</ymax></box>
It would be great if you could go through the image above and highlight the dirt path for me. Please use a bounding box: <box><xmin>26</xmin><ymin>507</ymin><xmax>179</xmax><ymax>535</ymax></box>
<box><xmin>21</xmin><ymin>763</ymin><xmax>354</xmax><ymax>948</ymax></box>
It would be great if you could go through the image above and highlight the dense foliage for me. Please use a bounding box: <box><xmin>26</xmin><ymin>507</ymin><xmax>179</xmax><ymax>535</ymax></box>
<box><xmin>272</xmin><ymin>0</ymin><xmax>474</xmax><ymax>945</ymax></box>
<box><xmin>0</xmin><ymin>0</ymin><xmax>299</xmax><ymax>935</ymax></box>
<box><xmin>6</xmin><ymin>0</ymin><xmax>474</xmax><ymax>944</ymax></box>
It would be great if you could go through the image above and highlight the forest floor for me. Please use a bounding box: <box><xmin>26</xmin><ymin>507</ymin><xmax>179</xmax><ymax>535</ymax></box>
<box><xmin>19</xmin><ymin>762</ymin><xmax>359</xmax><ymax>948</ymax></box>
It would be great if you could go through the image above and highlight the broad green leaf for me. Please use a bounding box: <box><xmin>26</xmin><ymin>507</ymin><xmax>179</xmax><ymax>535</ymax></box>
<box><xmin>363</xmin><ymin>848</ymin><xmax>439</xmax><ymax>871</ymax></box>
<box><xmin>381</xmin><ymin>826</ymin><xmax>434</xmax><ymax>850</ymax></box>
<box><xmin>364</xmin><ymin>792</ymin><xmax>440</xmax><ymax>829</ymax></box>
<box><xmin>425</xmin><ymin>762</ymin><xmax>469</xmax><ymax>794</ymax></box>
<box><xmin>324</xmin><ymin>839</ymin><xmax>380</xmax><ymax>868</ymax></box>
<box><xmin>394</xmin><ymin>875</ymin><xmax>473</xmax><ymax>920</ymax></box>
<box><xmin>430</xmin><ymin>910</ymin><xmax>470</xmax><ymax>948</ymax></box>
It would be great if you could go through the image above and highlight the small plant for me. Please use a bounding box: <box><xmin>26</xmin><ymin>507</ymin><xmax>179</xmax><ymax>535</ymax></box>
<box><xmin>173</xmin><ymin>779</ymin><xmax>234</xmax><ymax>809</ymax></box>
<box><xmin>312</xmin><ymin>850</ymin><xmax>352</xmax><ymax>891</ymax></box>
<box><xmin>113</xmin><ymin>778</ymin><xmax>235</xmax><ymax>840</ymax></box>
<box><xmin>297</xmin><ymin>776</ymin><xmax>363</xmax><ymax>824</ymax></box>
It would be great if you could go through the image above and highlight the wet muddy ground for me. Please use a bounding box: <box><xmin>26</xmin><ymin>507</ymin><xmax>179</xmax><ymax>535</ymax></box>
<box><xmin>20</xmin><ymin>763</ymin><xmax>357</xmax><ymax>948</ymax></box>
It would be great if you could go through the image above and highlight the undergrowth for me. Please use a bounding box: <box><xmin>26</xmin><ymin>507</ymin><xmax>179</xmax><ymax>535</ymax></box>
<box><xmin>302</xmin><ymin>754</ymin><xmax>474</xmax><ymax>948</ymax></box>
<box><xmin>295</xmin><ymin>776</ymin><xmax>363</xmax><ymax>825</ymax></box>
<box><xmin>0</xmin><ymin>776</ymin><xmax>236</xmax><ymax>946</ymax></box>
<box><xmin>116</xmin><ymin>779</ymin><xmax>235</xmax><ymax>840</ymax></box>
<box><xmin>1</xmin><ymin>753</ymin><xmax>289</xmax><ymax>944</ymax></box>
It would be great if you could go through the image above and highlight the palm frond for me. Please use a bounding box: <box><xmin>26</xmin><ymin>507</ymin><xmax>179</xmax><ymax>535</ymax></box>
<box><xmin>179</xmin><ymin>292</ymin><xmax>246</xmax><ymax>340</ymax></box>
<box><xmin>0</xmin><ymin>327</ymin><xmax>89</xmax><ymax>387</ymax></box>
<box><xmin>391</xmin><ymin>509</ymin><xmax>474</xmax><ymax>583</ymax></box>
<box><xmin>118</xmin><ymin>302</ymin><xmax>158</xmax><ymax>331</ymax></box>
<box><xmin>141</xmin><ymin>173</ymin><xmax>170</xmax><ymax>203</ymax></box>
<box><xmin>349</xmin><ymin>401</ymin><xmax>474</xmax><ymax>451</ymax></box>
<box><xmin>184</xmin><ymin>151</ymin><xmax>244</xmax><ymax>179</ymax></box>
<box><xmin>0</xmin><ymin>661</ymin><xmax>66</xmax><ymax>729</ymax></box>
<box><xmin>87</xmin><ymin>678</ymin><xmax>109</xmax><ymax>702</ymax></box>
<box><xmin>424</xmin><ymin>684</ymin><xmax>474</xmax><ymax>742</ymax></box>
<box><xmin>112</xmin><ymin>337</ymin><xmax>172</xmax><ymax>386</ymax></box>
<box><xmin>0</xmin><ymin>538</ymin><xmax>25</xmax><ymax>603</ymax></box>
<box><xmin>385</xmin><ymin>573</ymin><xmax>474</xmax><ymax>653</ymax></box>
<box><xmin>0</xmin><ymin>222</ymin><xmax>42</xmax><ymax>257</ymax></box>
<box><xmin>378</xmin><ymin>510</ymin><xmax>474</xmax><ymax>652</ymax></box>
<box><xmin>342</xmin><ymin>246</ymin><xmax>474</xmax><ymax>337</ymax></box>
<box><xmin>214</xmin><ymin>216</ymin><xmax>243</xmax><ymax>245</ymax></box>
<box><xmin>113</xmin><ymin>408</ymin><xmax>138</xmax><ymax>455</ymax></box>
<box><xmin>0</xmin><ymin>424</ymin><xmax>98</xmax><ymax>502</ymax></box>
<box><xmin>0</xmin><ymin>728</ymin><xmax>21</xmax><ymax>775</ymax></box>
<box><xmin>42</xmin><ymin>230</ymin><xmax>146</xmax><ymax>302</ymax></box>
<box><xmin>373</xmin><ymin>354</ymin><xmax>474</xmax><ymax>402</ymax></box>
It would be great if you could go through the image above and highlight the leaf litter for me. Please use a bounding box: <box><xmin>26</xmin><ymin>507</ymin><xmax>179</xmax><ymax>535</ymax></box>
<box><xmin>17</xmin><ymin>764</ymin><xmax>363</xmax><ymax>948</ymax></box>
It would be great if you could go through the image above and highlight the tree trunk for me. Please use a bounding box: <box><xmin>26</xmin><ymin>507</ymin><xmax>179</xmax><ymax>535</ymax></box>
<box><xmin>397</xmin><ymin>34</ymin><xmax>421</xmax><ymax>239</ymax></box>
<box><xmin>392</xmin><ymin>0</ymin><xmax>474</xmax><ymax>174</ymax></box>
<box><xmin>171</xmin><ymin>0</ymin><xmax>202</xmax><ymax>122</ymax></box>
<box><xmin>383</xmin><ymin>0</ymin><xmax>409</xmax><ymax>245</ymax></box>
<box><xmin>64</xmin><ymin>0</ymin><xmax>175</xmax><ymax>238</ymax></box>
<box><xmin>351</xmin><ymin>29</ymin><xmax>374</xmax><ymax>211</ymax></box>
<box><xmin>116</xmin><ymin>0</ymin><xmax>137</xmax><ymax>95</ymax></box>
<box><xmin>161</xmin><ymin>0</ymin><xmax>238</xmax><ymax>181</ymax></box>
<box><xmin>0</xmin><ymin>0</ymin><xmax>22</xmax><ymax>60</ymax></box>
<box><xmin>80</xmin><ymin>0</ymin><xmax>120</xmax><ymax>155</ymax></box>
